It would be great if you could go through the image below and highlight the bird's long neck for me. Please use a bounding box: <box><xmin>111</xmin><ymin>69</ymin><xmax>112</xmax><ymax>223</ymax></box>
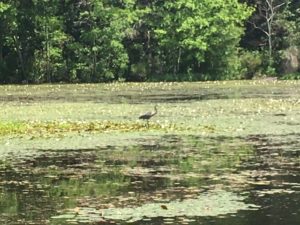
<box><xmin>153</xmin><ymin>106</ymin><xmax>157</xmax><ymax>115</ymax></box>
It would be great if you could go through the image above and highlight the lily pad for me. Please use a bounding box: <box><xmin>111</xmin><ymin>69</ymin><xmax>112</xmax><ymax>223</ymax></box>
<box><xmin>52</xmin><ymin>189</ymin><xmax>260</xmax><ymax>223</ymax></box>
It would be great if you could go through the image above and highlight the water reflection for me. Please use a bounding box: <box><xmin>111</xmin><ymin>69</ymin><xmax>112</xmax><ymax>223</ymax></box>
<box><xmin>0</xmin><ymin>134</ymin><xmax>299</xmax><ymax>224</ymax></box>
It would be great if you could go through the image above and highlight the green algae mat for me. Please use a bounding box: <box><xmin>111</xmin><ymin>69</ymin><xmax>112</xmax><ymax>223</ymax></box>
<box><xmin>0</xmin><ymin>81</ymin><xmax>299</xmax><ymax>225</ymax></box>
<box><xmin>0</xmin><ymin>80</ymin><xmax>299</xmax><ymax>146</ymax></box>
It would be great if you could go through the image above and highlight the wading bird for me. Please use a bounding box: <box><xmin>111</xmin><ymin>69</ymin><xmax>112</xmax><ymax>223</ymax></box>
<box><xmin>139</xmin><ymin>105</ymin><xmax>158</xmax><ymax>126</ymax></box>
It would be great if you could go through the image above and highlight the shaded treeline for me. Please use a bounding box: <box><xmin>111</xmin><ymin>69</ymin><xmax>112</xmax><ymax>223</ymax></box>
<box><xmin>0</xmin><ymin>0</ymin><xmax>299</xmax><ymax>83</ymax></box>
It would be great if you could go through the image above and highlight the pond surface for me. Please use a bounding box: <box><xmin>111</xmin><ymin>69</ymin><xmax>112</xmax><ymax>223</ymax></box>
<box><xmin>0</xmin><ymin>81</ymin><xmax>299</xmax><ymax>224</ymax></box>
<box><xmin>0</xmin><ymin>134</ymin><xmax>299</xmax><ymax>225</ymax></box>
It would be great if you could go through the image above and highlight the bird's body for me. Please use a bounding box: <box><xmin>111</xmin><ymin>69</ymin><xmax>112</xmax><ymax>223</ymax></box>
<box><xmin>139</xmin><ymin>105</ymin><xmax>157</xmax><ymax>120</ymax></box>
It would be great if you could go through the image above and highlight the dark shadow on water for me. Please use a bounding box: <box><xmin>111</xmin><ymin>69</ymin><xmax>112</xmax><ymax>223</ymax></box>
<box><xmin>0</xmin><ymin>134</ymin><xmax>299</xmax><ymax>224</ymax></box>
<box><xmin>0</xmin><ymin>88</ymin><xmax>293</xmax><ymax>104</ymax></box>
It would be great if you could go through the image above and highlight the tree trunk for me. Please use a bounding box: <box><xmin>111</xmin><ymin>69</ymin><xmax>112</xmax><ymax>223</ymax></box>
<box><xmin>45</xmin><ymin>24</ymin><xmax>51</xmax><ymax>82</ymax></box>
<box><xmin>267</xmin><ymin>19</ymin><xmax>273</xmax><ymax>67</ymax></box>
<box><xmin>92</xmin><ymin>33</ymin><xmax>97</xmax><ymax>80</ymax></box>
<box><xmin>0</xmin><ymin>44</ymin><xmax>3</xmax><ymax>63</ymax></box>
<box><xmin>13</xmin><ymin>35</ymin><xmax>26</xmax><ymax>81</ymax></box>
<box><xmin>252</xmin><ymin>0</ymin><xmax>285</xmax><ymax>71</ymax></box>
<box><xmin>177</xmin><ymin>47</ymin><xmax>182</xmax><ymax>73</ymax></box>
<box><xmin>147</xmin><ymin>30</ymin><xmax>153</xmax><ymax>75</ymax></box>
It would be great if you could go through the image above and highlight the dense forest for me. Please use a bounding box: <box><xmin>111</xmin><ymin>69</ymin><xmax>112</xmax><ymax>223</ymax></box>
<box><xmin>0</xmin><ymin>0</ymin><xmax>299</xmax><ymax>83</ymax></box>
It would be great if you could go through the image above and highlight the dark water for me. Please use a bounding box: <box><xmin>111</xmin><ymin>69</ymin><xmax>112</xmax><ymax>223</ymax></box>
<box><xmin>0</xmin><ymin>135</ymin><xmax>299</xmax><ymax>224</ymax></box>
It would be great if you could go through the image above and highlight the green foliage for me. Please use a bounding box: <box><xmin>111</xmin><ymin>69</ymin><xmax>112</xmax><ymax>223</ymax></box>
<box><xmin>62</xmin><ymin>0</ymin><xmax>137</xmax><ymax>82</ymax></box>
<box><xmin>281</xmin><ymin>72</ymin><xmax>300</xmax><ymax>80</ymax></box>
<box><xmin>239</xmin><ymin>50</ymin><xmax>263</xmax><ymax>79</ymax></box>
<box><xmin>1</xmin><ymin>0</ymin><xmax>299</xmax><ymax>82</ymax></box>
<box><xmin>33</xmin><ymin>1</ymin><xmax>69</xmax><ymax>82</ymax></box>
<box><xmin>151</xmin><ymin>0</ymin><xmax>253</xmax><ymax>80</ymax></box>
<box><xmin>241</xmin><ymin>0</ymin><xmax>300</xmax><ymax>77</ymax></box>
<box><xmin>0</xmin><ymin>2</ymin><xmax>16</xmax><ymax>82</ymax></box>
<box><xmin>275</xmin><ymin>1</ymin><xmax>300</xmax><ymax>48</ymax></box>
<box><xmin>0</xmin><ymin>2</ymin><xmax>10</xmax><ymax>12</ymax></box>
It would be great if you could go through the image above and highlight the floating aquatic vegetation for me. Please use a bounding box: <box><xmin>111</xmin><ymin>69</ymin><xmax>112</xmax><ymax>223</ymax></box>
<box><xmin>0</xmin><ymin>81</ymin><xmax>300</xmax><ymax>225</ymax></box>
<box><xmin>52</xmin><ymin>189</ymin><xmax>260</xmax><ymax>223</ymax></box>
<box><xmin>0</xmin><ymin>80</ymin><xmax>300</xmax><ymax>140</ymax></box>
<box><xmin>0</xmin><ymin>120</ymin><xmax>184</xmax><ymax>138</ymax></box>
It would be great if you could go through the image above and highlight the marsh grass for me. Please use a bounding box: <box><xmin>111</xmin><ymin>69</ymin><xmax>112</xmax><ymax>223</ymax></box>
<box><xmin>0</xmin><ymin>80</ymin><xmax>299</xmax><ymax>142</ymax></box>
<box><xmin>0</xmin><ymin>120</ymin><xmax>180</xmax><ymax>137</ymax></box>
<box><xmin>0</xmin><ymin>122</ymin><xmax>27</xmax><ymax>136</ymax></box>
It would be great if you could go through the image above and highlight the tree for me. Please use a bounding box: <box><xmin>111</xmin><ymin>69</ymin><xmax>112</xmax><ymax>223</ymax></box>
<box><xmin>276</xmin><ymin>0</ymin><xmax>300</xmax><ymax>48</ymax></box>
<box><xmin>0</xmin><ymin>2</ymin><xmax>15</xmax><ymax>82</ymax></box>
<box><xmin>153</xmin><ymin>0</ymin><xmax>253</xmax><ymax>80</ymax></box>
<box><xmin>123</xmin><ymin>0</ymin><xmax>164</xmax><ymax>81</ymax></box>
<box><xmin>60</xmin><ymin>0</ymin><xmax>138</xmax><ymax>82</ymax></box>
<box><xmin>248</xmin><ymin>0</ymin><xmax>286</xmax><ymax>74</ymax></box>
<box><xmin>3</xmin><ymin>0</ymin><xmax>299</xmax><ymax>83</ymax></box>
<box><xmin>13</xmin><ymin>0</ymin><xmax>38</xmax><ymax>82</ymax></box>
<box><xmin>33</xmin><ymin>0</ymin><xmax>69</xmax><ymax>82</ymax></box>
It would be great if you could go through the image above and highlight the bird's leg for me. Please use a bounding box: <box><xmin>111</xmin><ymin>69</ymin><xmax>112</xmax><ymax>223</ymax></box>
<box><xmin>146</xmin><ymin>120</ymin><xmax>149</xmax><ymax>128</ymax></box>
